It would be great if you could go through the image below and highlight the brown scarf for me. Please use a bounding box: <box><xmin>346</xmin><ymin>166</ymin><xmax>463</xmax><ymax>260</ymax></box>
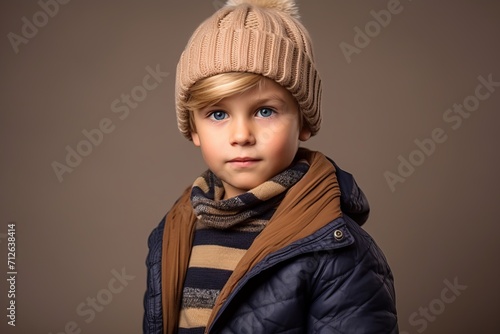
<box><xmin>161</xmin><ymin>148</ymin><xmax>342</xmax><ymax>334</ymax></box>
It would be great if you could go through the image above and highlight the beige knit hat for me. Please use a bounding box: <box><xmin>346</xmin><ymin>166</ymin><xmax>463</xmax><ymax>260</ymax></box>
<box><xmin>175</xmin><ymin>0</ymin><xmax>322</xmax><ymax>140</ymax></box>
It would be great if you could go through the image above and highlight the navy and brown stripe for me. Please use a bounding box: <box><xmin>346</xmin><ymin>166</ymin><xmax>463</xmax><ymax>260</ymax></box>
<box><xmin>178</xmin><ymin>226</ymin><xmax>261</xmax><ymax>333</ymax></box>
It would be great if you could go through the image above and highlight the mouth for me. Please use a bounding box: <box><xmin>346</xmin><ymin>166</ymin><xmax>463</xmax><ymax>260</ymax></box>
<box><xmin>229</xmin><ymin>157</ymin><xmax>259</xmax><ymax>162</ymax></box>
<box><xmin>227</xmin><ymin>157</ymin><xmax>261</xmax><ymax>167</ymax></box>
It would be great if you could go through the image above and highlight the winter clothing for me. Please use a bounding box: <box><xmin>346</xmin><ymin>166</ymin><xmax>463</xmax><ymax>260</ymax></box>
<box><xmin>190</xmin><ymin>159</ymin><xmax>309</xmax><ymax>230</ymax></box>
<box><xmin>179</xmin><ymin>159</ymin><xmax>309</xmax><ymax>333</ymax></box>
<box><xmin>175</xmin><ymin>0</ymin><xmax>322</xmax><ymax>140</ymax></box>
<box><xmin>143</xmin><ymin>148</ymin><xmax>398</xmax><ymax>333</ymax></box>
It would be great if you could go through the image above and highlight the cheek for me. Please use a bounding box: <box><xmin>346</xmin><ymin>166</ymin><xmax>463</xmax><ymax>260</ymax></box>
<box><xmin>260</xmin><ymin>119</ymin><xmax>299</xmax><ymax>143</ymax></box>
<box><xmin>198</xmin><ymin>137</ymin><xmax>224</xmax><ymax>161</ymax></box>
<box><xmin>266</xmin><ymin>131</ymin><xmax>300</xmax><ymax>156</ymax></box>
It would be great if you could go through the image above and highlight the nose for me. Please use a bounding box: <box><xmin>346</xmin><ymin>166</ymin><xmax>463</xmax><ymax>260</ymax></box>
<box><xmin>229</xmin><ymin>118</ymin><xmax>255</xmax><ymax>146</ymax></box>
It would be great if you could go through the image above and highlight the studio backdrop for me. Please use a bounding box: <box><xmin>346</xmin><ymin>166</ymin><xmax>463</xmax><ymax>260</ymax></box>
<box><xmin>1</xmin><ymin>1</ymin><xmax>499</xmax><ymax>333</ymax></box>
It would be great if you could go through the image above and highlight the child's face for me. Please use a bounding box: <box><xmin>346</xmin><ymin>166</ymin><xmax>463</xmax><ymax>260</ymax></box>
<box><xmin>191</xmin><ymin>77</ymin><xmax>311</xmax><ymax>199</ymax></box>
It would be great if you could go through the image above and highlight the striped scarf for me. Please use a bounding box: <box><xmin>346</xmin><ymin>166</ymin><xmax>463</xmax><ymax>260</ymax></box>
<box><xmin>178</xmin><ymin>159</ymin><xmax>309</xmax><ymax>333</ymax></box>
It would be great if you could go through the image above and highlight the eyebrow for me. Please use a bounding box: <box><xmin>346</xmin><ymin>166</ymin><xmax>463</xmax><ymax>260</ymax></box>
<box><xmin>252</xmin><ymin>96</ymin><xmax>287</xmax><ymax>105</ymax></box>
<box><xmin>203</xmin><ymin>96</ymin><xmax>287</xmax><ymax>110</ymax></box>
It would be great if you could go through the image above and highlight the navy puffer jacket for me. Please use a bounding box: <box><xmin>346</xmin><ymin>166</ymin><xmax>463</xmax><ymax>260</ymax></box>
<box><xmin>143</xmin><ymin>160</ymin><xmax>398</xmax><ymax>333</ymax></box>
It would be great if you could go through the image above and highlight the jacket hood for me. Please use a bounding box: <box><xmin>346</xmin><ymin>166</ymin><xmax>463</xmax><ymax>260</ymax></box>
<box><xmin>328</xmin><ymin>157</ymin><xmax>370</xmax><ymax>226</ymax></box>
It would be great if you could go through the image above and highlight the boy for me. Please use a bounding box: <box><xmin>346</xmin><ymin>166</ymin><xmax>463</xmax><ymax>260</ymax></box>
<box><xmin>144</xmin><ymin>0</ymin><xmax>398</xmax><ymax>333</ymax></box>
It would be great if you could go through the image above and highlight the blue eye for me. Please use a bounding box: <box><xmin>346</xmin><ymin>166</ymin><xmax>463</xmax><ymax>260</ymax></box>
<box><xmin>257</xmin><ymin>108</ymin><xmax>274</xmax><ymax>118</ymax></box>
<box><xmin>209</xmin><ymin>111</ymin><xmax>227</xmax><ymax>121</ymax></box>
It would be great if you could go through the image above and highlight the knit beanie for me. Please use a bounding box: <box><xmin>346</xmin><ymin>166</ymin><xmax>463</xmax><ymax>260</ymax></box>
<box><xmin>175</xmin><ymin>0</ymin><xmax>322</xmax><ymax>140</ymax></box>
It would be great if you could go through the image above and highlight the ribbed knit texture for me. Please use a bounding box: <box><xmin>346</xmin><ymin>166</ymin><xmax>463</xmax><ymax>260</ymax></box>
<box><xmin>175</xmin><ymin>0</ymin><xmax>322</xmax><ymax>140</ymax></box>
<box><xmin>178</xmin><ymin>159</ymin><xmax>309</xmax><ymax>333</ymax></box>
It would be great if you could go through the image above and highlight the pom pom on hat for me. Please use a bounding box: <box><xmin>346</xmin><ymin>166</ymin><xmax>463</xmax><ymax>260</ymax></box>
<box><xmin>225</xmin><ymin>0</ymin><xmax>300</xmax><ymax>19</ymax></box>
<box><xmin>175</xmin><ymin>0</ymin><xmax>322</xmax><ymax>140</ymax></box>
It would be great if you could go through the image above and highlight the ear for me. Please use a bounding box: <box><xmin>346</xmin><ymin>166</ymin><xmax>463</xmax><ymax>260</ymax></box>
<box><xmin>299</xmin><ymin>126</ymin><xmax>311</xmax><ymax>141</ymax></box>
<box><xmin>191</xmin><ymin>132</ymin><xmax>201</xmax><ymax>146</ymax></box>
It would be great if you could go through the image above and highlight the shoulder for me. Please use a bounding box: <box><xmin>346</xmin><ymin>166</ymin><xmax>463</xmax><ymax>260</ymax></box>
<box><xmin>146</xmin><ymin>186</ymin><xmax>193</xmax><ymax>264</ymax></box>
<box><xmin>281</xmin><ymin>213</ymin><xmax>396</xmax><ymax>312</ymax></box>
<box><xmin>146</xmin><ymin>216</ymin><xmax>166</xmax><ymax>266</ymax></box>
<box><xmin>315</xmin><ymin>215</ymin><xmax>393</xmax><ymax>279</ymax></box>
<box><xmin>307</xmin><ymin>217</ymin><xmax>397</xmax><ymax>331</ymax></box>
<box><xmin>143</xmin><ymin>216</ymin><xmax>167</xmax><ymax>334</ymax></box>
<box><xmin>275</xmin><ymin>214</ymin><xmax>392</xmax><ymax>284</ymax></box>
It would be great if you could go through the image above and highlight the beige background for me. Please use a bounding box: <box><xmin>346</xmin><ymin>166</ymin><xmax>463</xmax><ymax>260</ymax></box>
<box><xmin>1</xmin><ymin>0</ymin><xmax>499</xmax><ymax>333</ymax></box>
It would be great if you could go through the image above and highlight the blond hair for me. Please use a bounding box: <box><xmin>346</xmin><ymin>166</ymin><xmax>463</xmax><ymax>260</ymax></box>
<box><xmin>183</xmin><ymin>72</ymin><xmax>303</xmax><ymax>134</ymax></box>
<box><xmin>184</xmin><ymin>72</ymin><xmax>263</xmax><ymax>113</ymax></box>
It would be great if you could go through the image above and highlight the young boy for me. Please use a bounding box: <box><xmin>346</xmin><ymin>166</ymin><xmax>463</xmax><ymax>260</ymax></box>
<box><xmin>144</xmin><ymin>0</ymin><xmax>398</xmax><ymax>333</ymax></box>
